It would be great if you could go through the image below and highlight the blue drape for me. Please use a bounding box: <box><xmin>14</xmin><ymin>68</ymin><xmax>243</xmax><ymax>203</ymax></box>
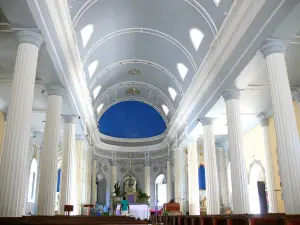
<box><xmin>198</xmin><ymin>165</ymin><xmax>206</xmax><ymax>190</ymax></box>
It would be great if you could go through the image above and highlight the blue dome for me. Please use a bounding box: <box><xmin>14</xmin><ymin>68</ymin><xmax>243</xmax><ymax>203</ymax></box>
<box><xmin>99</xmin><ymin>101</ymin><xmax>166</xmax><ymax>138</ymax></box>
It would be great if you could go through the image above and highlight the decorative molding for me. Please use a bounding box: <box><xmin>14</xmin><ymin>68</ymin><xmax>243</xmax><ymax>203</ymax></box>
<box><xmin>247</xmin><ymin>159</ymin><xmax>266</xmax><ymax>184</ymax></box>
<box><xmin>222</xmin><ymin>89</ymin><xmax>241</xmax><ymax>101</ymax></box>
<box><xmin>200</xmin><ymin>117</ymin><xmax>214</xmax><ymax>126</ymax></box>
<box><xmin>82</xmin><ymin>28</ymin><xmax>196</xmax><ymax>72</ymax></box>
<box><xmin>89</xmin><ymin>59</ymin><xmax>184</xmax><ymax>96</ymax></box>
<box><xmin>260</xmin><ymin>39</ymin><xmax>287</xmax><ymax>58</ymax></box>
<box><xmin>46</xmin><ymin>85</ymin><xmax>65</xmax><ymax>97</ymax></box>
<box><xmin>63</xmin><ymin>115</ymin><xmax>78</xmax><ymax>124</ymax></box>
<box><xmin>128</xmin><ymin>69</ymin><xmax>141</xmax><ymax>76</ymax></box>
<box><xmin>16</xmin><ymin>30</ymin><xmax>43</xmax><ymax>48</ymax></box>
<box><xmin>94</xmin><ymin>81</ymin><xmax>176</xmax><ymax>116</ymax></box>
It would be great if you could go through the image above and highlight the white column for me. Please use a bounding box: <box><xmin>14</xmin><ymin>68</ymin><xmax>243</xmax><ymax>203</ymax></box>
<box><xmin>84</xmin><ymin>147</ymin><xmax>92</xmax><ymax>204</ymax></box>
<box><xmin>110</xmin><ymin>163</ymin><xmax>117</xmax><ymax>195</ymax></box>
<box><xmin>173</xmin><ymin>147</ymin><xmax>185</xmax><ymax>212</ymax></box>
<box><xmin>0</xmin><ymin>31</ymin><xmax>43</xmax><ymax>217</ymax></box>
<box><xmin>261</xmin><ymin>40</ymin><xmax>300</xmax><ymax>214</ymax></box>
<box><xmin>167</xmin><ymin>159</ymin><xmax>172</xmax><ymax>202</ymax></box>
<box><xmin>144</xmin><ymin>163</ymin><xmax>151</xmax><ymax>197</ymax></box>
<box><xmin>259</xmin><ymin>116</ymin><xmax>278</xmax><ymax>213</ymax></box>
<box><xmin>201</xmin><ymin>118</ymin><xmax>220</xmax><ymax>215</ymax></box>
<box><xmin>216</xmin><ymin>149</ymin><xmax>229</xmax><ymax>210</ymax></box>
<box><xmin>187</xmin><ymin>140</ymin><xmax>200</xmax><ymax>215</ymax></box>
<box><xmin>223</xmin><ymin>89</ymin><xmax>249</xmax><ymax>214</ymax></box>
<box><xmin>37</xmin><ymin>86</ymin><xmax>64</xmax><ymax>215</ymax></box>
<box><xmin>59</xmin><ymin>116</ymin><xmax>77</xmax><ymax>215</ymax></box>
<box><xmin>91</xmin><ymin>159</ymin><xmax>97</xmax><ymax>204</ymax></box>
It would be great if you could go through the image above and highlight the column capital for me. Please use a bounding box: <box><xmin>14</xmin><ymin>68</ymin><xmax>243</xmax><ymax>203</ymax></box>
<box><xmin>16</xmin><ymin>31</ymin><xmax>43</xmax><ymax>48</ymax></box>
<box><xmin>63</xmin><ymin>115</ymin><xmax>77</xmax><ymax>124</ymax></box>
<box><xmin>110</xmin><ymin>161</ymin><xmax>117</xmax><ymax>166</ymax></box>
<box><xmin>46</xmin><ymin>85</ymin><xmax>65</xmax><ymax>97</ymax></box>
<box><xmin>144</xmin><ymin>162</ymin><xmax>151</xmax><ymax>167</ymax></box>
<box><xmin>75</xmin><ymin>134</ymin><xmax>86</xmax><ymax>140</ymax></box>
<box><xmin>3</xmin><ymin>112</ymin><xmax>7</xmax><ymax>121</ymax></box>
<box><xmin>200</xmin><ymin>117</ymin><xmax>214</xmax><ymax>126</ymax></box>
<box><xmin>257</xmin><ymin>113</ymin><xmax>269</xmax><ymax>127</ymax></box>
<box><xmin>260</xmin><ymin>39</ymin><xmax>287</xmax><ymax>58</ymax></box>
<box><xmin>291</xmin><ymin>88</ymin><xmax>300</xmax><ymax>103</ymax></box>
<box><xmin>222</xmin><ymin>89</ymin><xmax>241</xmax><ymax>101</ymax></box>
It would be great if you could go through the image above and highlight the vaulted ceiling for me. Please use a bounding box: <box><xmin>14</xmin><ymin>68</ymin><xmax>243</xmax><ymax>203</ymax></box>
<box><xmin>67</xmin><ymin>0</ymin><xmax>233</xmax><ymax>129</ymax></box>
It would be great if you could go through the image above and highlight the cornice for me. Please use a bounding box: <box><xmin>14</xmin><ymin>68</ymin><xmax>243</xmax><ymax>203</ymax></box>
<box><xmin>27</xmin><ymin>0</ymin><xmax>99</xmax><ymax>145</ymax></box>
<box><xmin>95</xmin><ymin>139</ymin><xmax>168</xmax><ymax>153</ymax></box>
<box><xmin>99</xmin><ymin>132</ymin><xmax>166</xmax><ymax>145</ymax></box>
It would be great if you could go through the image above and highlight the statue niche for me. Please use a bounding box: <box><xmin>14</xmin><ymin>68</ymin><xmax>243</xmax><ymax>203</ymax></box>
<box><xmin>123</xmin><ymin>175</ymin><xmax>137</xmax><ymax>194</ymax></box>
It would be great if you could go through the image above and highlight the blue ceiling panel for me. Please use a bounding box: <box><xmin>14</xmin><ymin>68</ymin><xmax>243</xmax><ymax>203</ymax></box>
<box><xmin>99</xmin><ymin>101</ymin><xmax>166</xmax><ymax>138</ymax></box>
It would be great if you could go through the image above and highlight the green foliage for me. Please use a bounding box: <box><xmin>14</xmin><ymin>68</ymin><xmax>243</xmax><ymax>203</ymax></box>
<box><xmin>136</xmin><ymin>188</ymin><xmax>150</xmax><ymax>202</ymax></box>
<box><xmin>162</xmin><ymin>211</ymin><xmax>169</xmax><ymax>216</ymax></box>
<box><xmin>113</xmin><ymin>181</ymin><xmax>121</xmax><ymax>197</ymax></box>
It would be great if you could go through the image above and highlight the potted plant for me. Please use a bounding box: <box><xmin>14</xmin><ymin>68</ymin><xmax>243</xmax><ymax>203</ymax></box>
<box><xmin>136</xmin><ymin>189</ymin><xmax>150</xmax><ymax>204</ymax></box>
<box><xmin>113</xmin><ymin>181</ymin><xmax>122</xmax><ymax>201</ymax></box>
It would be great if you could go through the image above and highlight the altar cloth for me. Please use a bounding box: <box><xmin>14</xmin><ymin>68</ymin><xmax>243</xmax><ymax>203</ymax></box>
<box><xmin>116</xmin><ymin>204</ymin><xmax>149</xmax><ymax>219</ymax></box>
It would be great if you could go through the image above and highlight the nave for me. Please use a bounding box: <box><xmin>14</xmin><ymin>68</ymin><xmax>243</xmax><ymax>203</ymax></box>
<box><xmin>2</xmin><ymin>0</ymin><xmax>300</xmax><ymax>224</ymax></box>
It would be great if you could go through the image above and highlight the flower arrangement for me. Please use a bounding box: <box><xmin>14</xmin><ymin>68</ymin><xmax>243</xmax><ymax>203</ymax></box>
<box><xmin>136</xmin><ymin>188</ymin><xmax>150</xmax><ymax>203</ymax></box>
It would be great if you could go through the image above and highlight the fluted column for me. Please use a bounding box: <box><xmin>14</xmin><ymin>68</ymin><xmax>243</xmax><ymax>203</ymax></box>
<box><xmin>167</xmin><ymin>159</ymin><xmax>172</xmax><ymax>202</ymax></box>
<box><xmin>0</xmin><ymin>113</ymin><xmax>7</xmax><ymax>164</ymax></box>
<box><xmin>142</xmin><ymin>163</ymin><xmax>150</xmax><ymax>197</ymax></box>
<box><xmin>216</xmin><ymin>149</ymin><xmax>229</xmax><ymax>210</ymax></box>
<box><xmin>174</xmin><ymin>147</ymin><xmax>186</xmax><ymax>212</ymax></box>
<box><xmin>37</xmin><ymin>86</ymin><xmax>64</xmax><ymax>215</ymax></box>
<box><xmin>110</xmin><ymin>163</ymin><xmax>117</xmax><ymax>195</ymax></box>
<box><xmin>187</xmin><ymin>140</ymin><xmax>200</xmax><ymax>215</ymax></box>
<box><xmin>259</xmin><ymin>116</ymin><xmax>278</xmax><ymax>213</ymax></box>
<box><xmin>223</xmin><ymin>89</ymin><xmax>249</xmax><ymax>214</ymax></box>
<box><xmin>261</xmin><ymin>40</ymin><xmax>300</xmax><ymax>214</ymax></box>
<box><xmin>84</xmin><ymin>147</ymin><xmax>92</xmax><ymax>204</ymax></box>
<box><xmin>91</xmin><ymin>159</ymin><xmax>97</xmax><ymax>204</ymax></box>
<box><xmin>0</xmin><ymin>31</ymin><xmax>43</xmax><ymax>217</ymax></box>
<box><xmin>59</xmin><ymin>116</ymin><xmax>77</xmax><ymax>215</ymax></box>
<box><xmin>201</xmin><ymin>118</ymin><xmax>220</xmax><ymax>215</ymax></box>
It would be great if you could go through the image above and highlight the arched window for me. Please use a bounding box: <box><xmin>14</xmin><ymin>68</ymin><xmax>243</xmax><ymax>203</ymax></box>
<box><xmin>88</xmin><ymin>60</ymin><xmax>98</xmax><ymax>78</ymax></box>
<box><xmin>162</xmin><ymin>104</ymin><xmax>169</xmax><ymax>116</ymax></box>
<box><xmin>177</xmin><ymin>63</ymin><xmax>188</xmax><ymax>81</ymax></box>
<box><xmin>93</xmin><ymin>85</ymin><xmax>101</xmax><ymax>99</ymax></box>
<box><xmin>27</xmin><ymin>159</ymin><xmax>38</xmax><ymax>202</ymax></box>
<box><xmin>168</xmin><ymin>87</ymin><xmax>177</xmax><ymax>101</ymax></box>
<box><xmin>213</xmin><ymin>0</ymin><xmax>221</xmax><ymax>7</ymax></box>
<box><xmin>80</xmin><ymin>24</ymin><xmax>94</xmax><ymax>48</ymax></box>
<box><xmin>189</xmin><ymin>28</ymin><xmax>204</xmax><ymax>51</ymax></box>
<box><xmin>155</xmin><ymin>174</ymin><xmax>167</xmax><ymax>207</ymax></box>
<box><xmin>198</xmin><ymin>165</ymin><xmax>206</xmax><ymax>190</ymax></box>
<box><xmin>97</xmin><ymin>103</ymin><xmax>104</xmax><ymax>114</ymax></box>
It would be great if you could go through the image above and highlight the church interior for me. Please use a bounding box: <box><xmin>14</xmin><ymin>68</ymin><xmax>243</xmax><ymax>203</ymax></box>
<box><xmin>1</xmin><ymin>0</ymin><xmax>300</xmax><ymax>224</ymax></box>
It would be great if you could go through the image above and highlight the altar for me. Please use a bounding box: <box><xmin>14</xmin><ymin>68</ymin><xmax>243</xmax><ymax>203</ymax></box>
<box><xmin>116</xmin><ymin>203</ymin><xmax>149</xmax><ymax>220</ymax></box>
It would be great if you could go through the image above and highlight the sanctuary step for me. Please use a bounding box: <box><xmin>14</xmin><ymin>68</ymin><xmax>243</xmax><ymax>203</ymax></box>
<box><xmin>0</xmin><ymin>216</ymin><xmax>148</xmax><ymax>225</ymax></box>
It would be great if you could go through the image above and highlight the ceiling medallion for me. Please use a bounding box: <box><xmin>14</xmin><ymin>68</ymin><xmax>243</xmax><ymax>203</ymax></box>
<box><xmin>128</xmin><ymin>69</ymin><xmax>141</xmax><ymax>76</ymax></box>
<box><xmin>126</xmin><ymin>88</ymin><xmax>140</xmax><ymax>95</ymax></box>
